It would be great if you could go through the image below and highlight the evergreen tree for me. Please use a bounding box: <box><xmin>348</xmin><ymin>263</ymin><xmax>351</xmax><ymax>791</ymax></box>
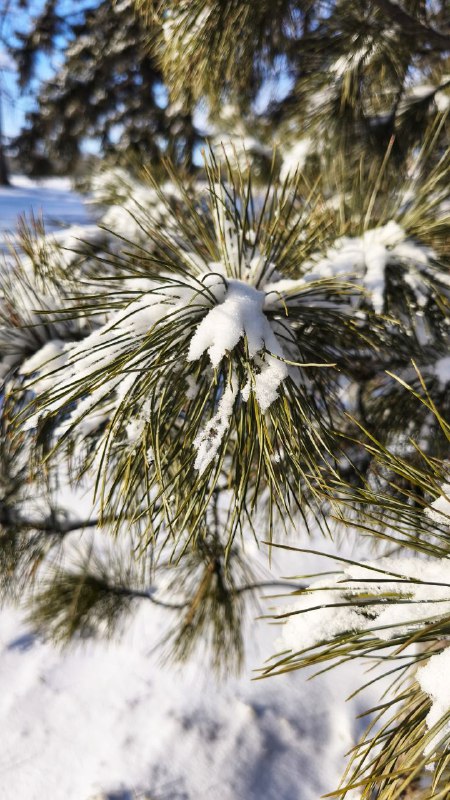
<box><xmin>11</xmin><ymin>0</ymin><xmax>199</xmax><ymax>173</ymax></box>
<box><xmin>2</xmin><ymin>1</ymin><xmax>450</xmax><ymax>797</ymax></box>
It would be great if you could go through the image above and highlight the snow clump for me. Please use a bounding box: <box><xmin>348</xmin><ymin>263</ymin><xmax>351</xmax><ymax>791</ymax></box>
<box><xmin>305</xmin><ymin>221</ymin><xmax>435</xmax><ymax>313</ymax></box>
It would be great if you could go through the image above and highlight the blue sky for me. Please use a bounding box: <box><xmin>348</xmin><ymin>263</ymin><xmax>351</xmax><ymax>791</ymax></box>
<box><xmin>0</xmin><ymin>3</ymin><xmax>30</xmax><ymax>138</ymax></box>
<box><xmin>2</xmin><ymin>70</ymin><xmax>31</xmax><ymax>139</ymax></box>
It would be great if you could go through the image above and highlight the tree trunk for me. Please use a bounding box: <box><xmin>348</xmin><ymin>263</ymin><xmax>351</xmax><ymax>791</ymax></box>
<box><xmin>0</xmin><ymin>142</ymin><xmax>10</xmax><ymax>186</ymax></box>
<box><xmin>0</xmin><ymin>93</ymin><xmax>9</xmax><ymax>186</ymax></box>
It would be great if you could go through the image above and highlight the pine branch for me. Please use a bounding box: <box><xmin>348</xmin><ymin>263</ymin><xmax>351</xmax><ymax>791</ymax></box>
<box><xmin>90</xmin><ymin>578</ymin><xmax>307</xmax><ymax>610</ymax></box>
<box><xmin>0</xmin><ymin>509</ymin><xmax>101</xmax><ymax>536</ymax></box>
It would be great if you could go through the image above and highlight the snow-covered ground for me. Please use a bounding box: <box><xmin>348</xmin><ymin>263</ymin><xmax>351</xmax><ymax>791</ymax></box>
<box><xmin>0</xmin><ymin>573</ymin><xmax>371</xmax><ymax>800</ymax></box>
<box><xmin>0</xmin><ymin>177</ymin><xmax>376</xmax><ymax>800</ymax></box>
<box><xmin>0</xmin><ymin>176</ymin><xmax>92</xmax><ymax>238</ymax></box>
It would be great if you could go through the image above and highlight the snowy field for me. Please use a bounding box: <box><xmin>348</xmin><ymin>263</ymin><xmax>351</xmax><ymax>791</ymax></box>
<box><xmin>0</xmin><ymin>176</ymin><xmax>92</xmax><ymax>237</ymax></box>
<box><xmin>0</xmin><ymin>177</ymin><xmax>375</xmax><ymax>800</ymax></box>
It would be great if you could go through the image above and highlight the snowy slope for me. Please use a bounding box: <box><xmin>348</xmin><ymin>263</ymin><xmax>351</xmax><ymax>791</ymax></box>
<box><xmin>0</xmin><ymin>178</ymin><xmax>377</xmax><ymax>800</ymax></box>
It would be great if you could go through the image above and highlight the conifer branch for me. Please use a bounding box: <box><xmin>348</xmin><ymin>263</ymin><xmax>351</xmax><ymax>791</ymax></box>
<box><xmin>0</xmin><ymin>510</ymin><xmax>101</xmax><ymax>536</ymax></box>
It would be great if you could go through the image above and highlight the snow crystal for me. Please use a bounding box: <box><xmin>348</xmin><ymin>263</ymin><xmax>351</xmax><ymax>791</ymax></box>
<box><xmin>250</xmin><ymin>354</ymin><xmax>288</xmax><ymax>412</ymax></box>
<box><xmin>189</xmin><ymin>280</ymin><xmax>267</xmax><ymax>364</ymax></box>
<box><xmin>124</xmin><ymin>397</ymin><xmax>153</xmax><ymax>447</ymax></box>
<box><xmin>417</xmin><ymin>648</ymin><xmax>450</xmax><ymax>759</ymax></box>
<box><xmin>20</xmin><ymin>339</ymin><xmax>67</xmax><ymax>377</ymax></box>
<box><xmin>361</xmin><ymin>223</ymin><xmax>405</xmax><ymax>311</ymax></box>
<box><xmin>279</xmin><ymin>586</ymin><xmax>369</xmax><ymax>653</ymax></box>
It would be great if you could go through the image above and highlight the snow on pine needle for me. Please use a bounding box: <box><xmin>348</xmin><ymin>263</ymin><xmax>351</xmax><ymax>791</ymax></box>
<box><xmin>10</xmin><ymin>153</ymin><xmax>450</xmax><ymax>551</ymax></box>
<box><xmin>427</xmin><ymin>484</ymin><xmax>450</xmax><ymax>524</ymax></box>
<box><xmin>19</xmin><ymin>166</ymin><xmax>365</xmax><ymax>547</ymax></box>
<box><xmin>263</xmin><ymin>551</ymin><xmax>450</xmax><ymax>789</ymax></box>
<box><xmin>303</xmin><ymin>220</ymin><xmax>436</xmax><ymax>315</ymax></box>
<box><xmin>16</xmin><ymin>154</ymin><xmax>449</xmax><ymax>537</ymax></box>
<box><xmin>89</xmin><ymin>166</ymin><xmax>181</xmax><ymax>247</ymax></box>
<box><xmin>275</xmin><ymin>556</ymin><xmax>450</xmax><ymax>655</ymax></box>
<box><xmin>417</xmin><ymin>647</ymin><xmax>450</xmax><ymax>762</ymax></box>
<box><xmin>0</xmin><ymin>218</ymin><xmax>102</xmax><ymax>387</ymax></box>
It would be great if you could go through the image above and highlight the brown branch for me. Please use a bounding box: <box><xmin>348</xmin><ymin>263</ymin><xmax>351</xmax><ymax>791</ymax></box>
<box><xmin>109</xmin><ymin>579</ymin><xmax>306</xmax><ymax>612</ymax></box>
<box><xmin>0</xmin><ymin>508</ymin><xmax>102</xmax><ymax>537</ymax></box>
<box><xmin>26</xmin><ymin>517</ymin><xmax>101</xmax><ymax>535</ymax></box>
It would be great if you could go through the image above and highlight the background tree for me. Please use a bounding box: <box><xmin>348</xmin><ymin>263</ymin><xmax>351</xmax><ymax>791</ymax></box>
<box><xmin>10</xmin><ymin>0</ymin><xmax>199</xmax><ymax>173</ymax></box>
